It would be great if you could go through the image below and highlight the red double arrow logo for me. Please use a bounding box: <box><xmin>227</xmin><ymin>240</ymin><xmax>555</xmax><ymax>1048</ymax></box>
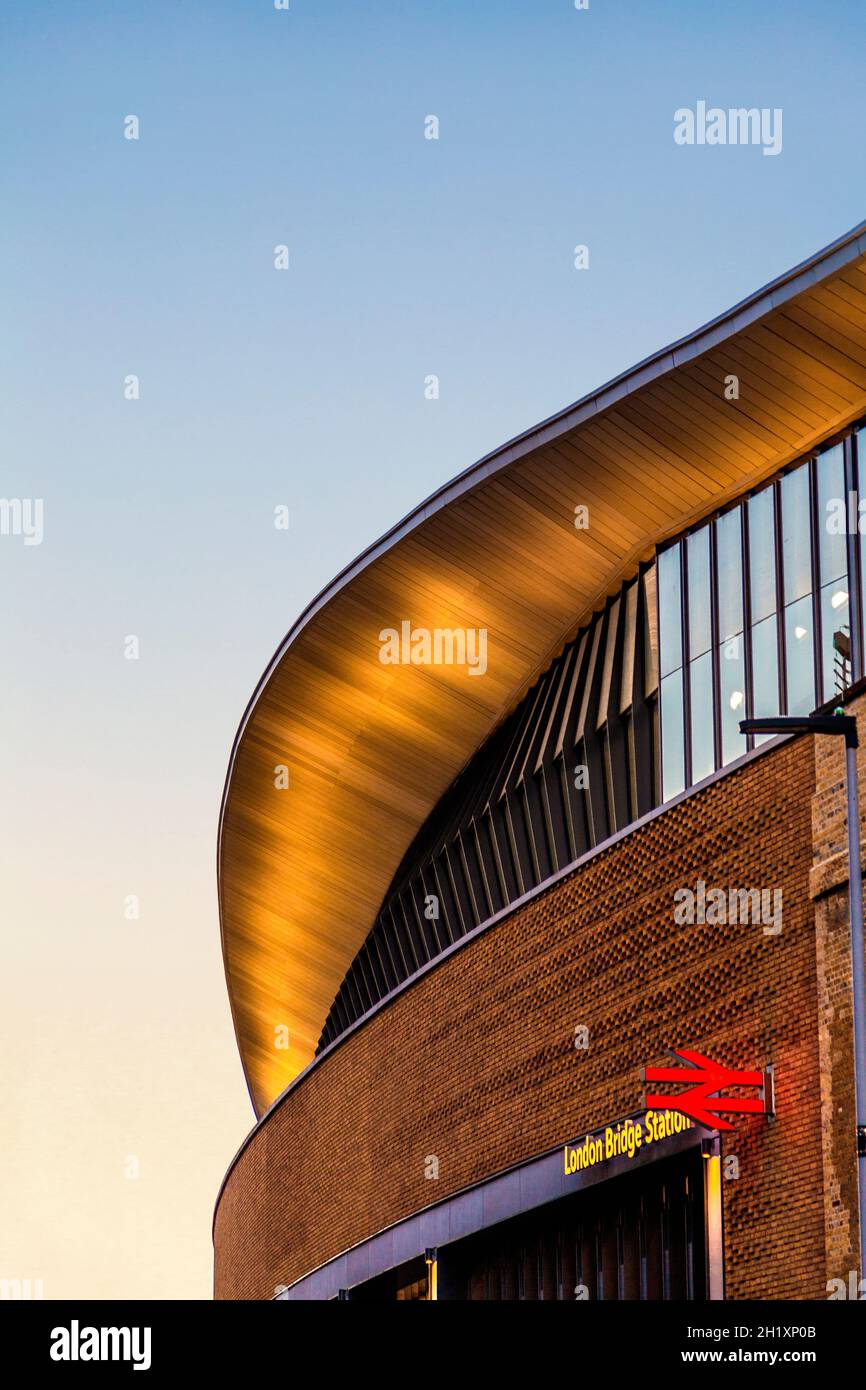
<box><xmin>641</xmin><ymin>1048</ymin><xmax>772</xmax><ymax>1131</ymax></box>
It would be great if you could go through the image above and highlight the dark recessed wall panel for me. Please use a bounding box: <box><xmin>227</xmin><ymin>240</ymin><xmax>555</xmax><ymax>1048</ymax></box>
<box><xmin>318</xmin><ymin>565</ymin><xmax>660</xmax><ymax>1052</ymax></box>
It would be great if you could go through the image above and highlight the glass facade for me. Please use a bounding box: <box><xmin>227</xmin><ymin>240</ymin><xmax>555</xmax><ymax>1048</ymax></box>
<box><xmin>657</xmin><ymin>429</ymin><xmax>862</xmax><ymax>799</ymax></box>
<box><xmin>324</xmin><ymin>423</ymin><xmax>866</xmax><ymax>1053</ymax></box>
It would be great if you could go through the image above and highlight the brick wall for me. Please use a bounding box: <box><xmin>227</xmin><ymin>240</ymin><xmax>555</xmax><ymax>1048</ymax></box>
<box><xmin>214</xmin><ymin>736</ymin><xmax>832</xmax><ymax>1300</ymax></box>
<box><xmin>810</xmin><ymin>686</ymin><xmax>866</xmax><ymax>1288</ymax></box>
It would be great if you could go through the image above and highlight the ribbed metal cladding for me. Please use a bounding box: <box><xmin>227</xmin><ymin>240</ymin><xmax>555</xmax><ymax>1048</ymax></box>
<box><xmin>317</xmin><ymin>564</ymin><xmax>660</xmax><ymax>1053</ymax></box>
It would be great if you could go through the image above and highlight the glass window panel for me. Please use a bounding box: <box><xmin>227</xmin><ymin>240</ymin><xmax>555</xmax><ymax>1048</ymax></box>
<box><xmin>750</xmin><ymin>615</ymin><xmax>779</xmax><ymax>745</ymax></box>
<box><xmin>784</xmin><ymin>595</ymin><xmax>815</xmax><ymax>716</ymax></box>
<box><xmin>816</xmin><ymin>443</ymin><xmax>847</xmax><ymax>586</ymax></box>
<box><xmin>718</xmin><ymin>632</ymin><xmax>746</xmax><ymax>766</ymax></box>
<box><xmin>688</xmin><ymin>650</ymin><xmax>715</xmax><ymax>784</ymax></box>
<box><xmin>715</xmin><ymin>508</ymin><xmax>743</xmax><ymax>643</ymax></box>
<box><xmin>748</xmin><ymin>486</ymin><xmax>777</xmax><ymax>624</ymax></box>
<box><xmin>660</xmin><ymin>671</ymin><xmax>685</xmax><ymax>801</ymax></box>
<box><xmin>687</xmin><ymin>527</ymin><xmax>712</xmax><ymax>659</ymax></box>
<box><xmin>820</xmin><ymin>579</ymin><xmax>851</xmax><ymax>702</ymax></box>
<box><xmin>781</xmin><ymin>465</ymin><xmax>813</xmax><ymax>605</ymax></box>
<box><xmin>644</xmin><ymin>566</ymin><xmax>659</xmax><ymax>694</ymax></box>
<box><xmin>658</xmin><ymin>544</ymin><xmax>682</xmax><ymax>678</ymax></box>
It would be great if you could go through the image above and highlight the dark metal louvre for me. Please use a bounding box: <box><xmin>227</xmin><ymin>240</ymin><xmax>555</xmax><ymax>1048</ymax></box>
<box><xmin>316</xmin><ymin>565</ymin><xmax>659</xmax><ymax>1053</ymax></box>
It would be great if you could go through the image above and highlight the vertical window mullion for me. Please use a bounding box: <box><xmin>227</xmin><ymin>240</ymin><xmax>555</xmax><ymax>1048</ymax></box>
<box><xmin>774</xmin><ymin>479</ymin><xmax>788</xmax><ymax>714</ymax></box>
<box><xmin>710</xmin><ymin>520</ymin><xmax>721</xmax><ymax>771</ymax></box>
<box><xmin>846</xmin><ymin>431</ymin><xmax>862</xmax><ymax>682</ymax></box>
<box><xmin>742</xmin><ymin>499</ymin><xmax>754</xmax><ymax>751</ymax></box>
<box><xmin>809</xmin><ymin>457</ymin><xmax>823</xmax><ymax>705</ymax></box>
<box><xmin>681</xmin><ymin>542</ymin><xmax>692</xmax><ymax>788</ymax></box>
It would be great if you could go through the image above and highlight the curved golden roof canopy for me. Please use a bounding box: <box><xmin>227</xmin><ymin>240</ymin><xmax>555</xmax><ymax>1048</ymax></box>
<box><xmin>220</xmin><ymin>219</ymin><xmax>866</xmax><ymax>1118</ymax></box>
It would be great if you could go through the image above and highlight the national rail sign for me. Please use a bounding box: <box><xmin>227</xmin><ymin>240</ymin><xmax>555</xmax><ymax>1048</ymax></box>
<box><xmin>640</xmin><ymin>1048</ymin><xmax>774</xmax><ymax>1131</ymax></box>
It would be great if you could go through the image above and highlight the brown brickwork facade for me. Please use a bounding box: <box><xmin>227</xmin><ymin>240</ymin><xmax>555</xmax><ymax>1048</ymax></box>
<box><xmin>214</xmin><ymin>730</ymin><xmax>861</xmax><ymax>1300</ymax></box>
<box><xmin>810</xmin><ymin>685</ymin><xmax>866</xmax><ymax>1289</ymax></box>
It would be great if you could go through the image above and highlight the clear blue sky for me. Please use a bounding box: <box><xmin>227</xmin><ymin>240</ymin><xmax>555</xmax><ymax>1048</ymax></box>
<box><xmin>2</xmin><ymin>0</ymin><xmax>865</xmax><ymax>1298</ymax></box>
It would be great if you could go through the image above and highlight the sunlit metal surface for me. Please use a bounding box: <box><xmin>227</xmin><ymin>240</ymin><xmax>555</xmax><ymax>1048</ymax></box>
<box><xmin>219</xmin><ymin>219</ymin><xmax>866</xmax><ymax>1117</ymax></box>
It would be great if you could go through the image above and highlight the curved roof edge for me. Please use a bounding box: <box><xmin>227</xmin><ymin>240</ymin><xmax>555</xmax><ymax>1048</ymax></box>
<box><xmin>219</xmin><ymin>217</ymin><xmax>866</xmax><ymax>1117</ymax></box>
<box><xmin>222</xmin><ymin>216</ymin><xmax>866</xmax><ymax>760</ymax></box>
